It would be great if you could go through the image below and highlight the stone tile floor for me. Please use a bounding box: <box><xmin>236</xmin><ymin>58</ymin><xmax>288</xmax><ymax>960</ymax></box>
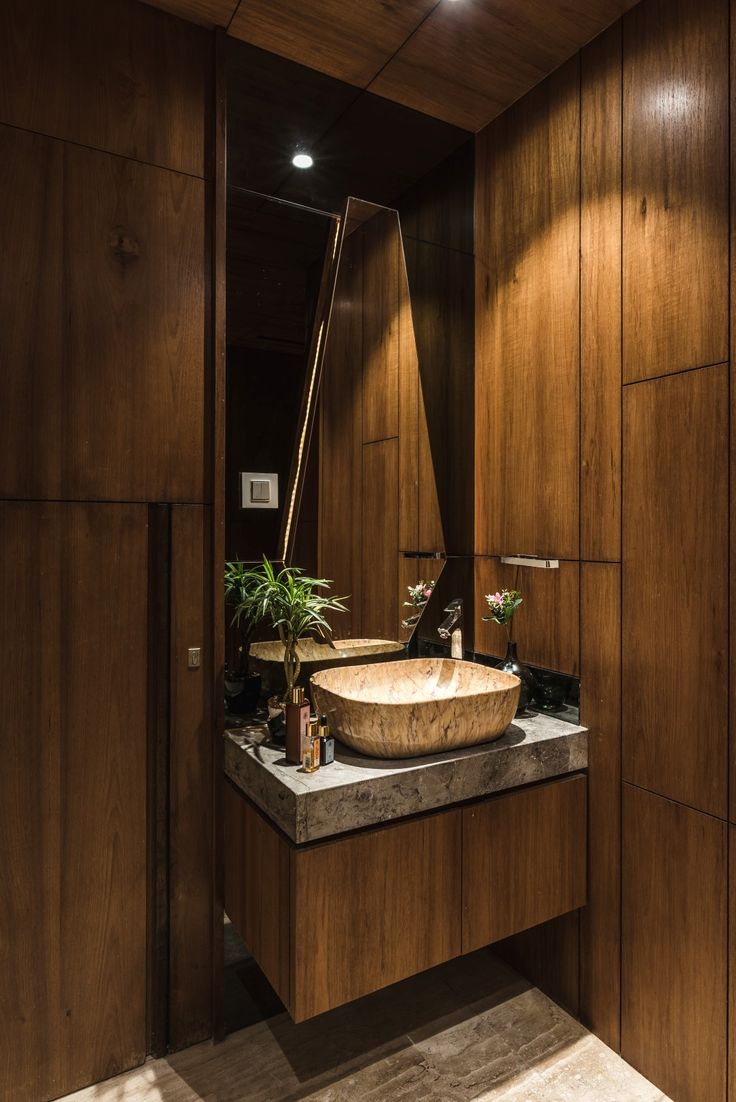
<box><xmin>62</xmin><ymin>929</ymin><xmax>670</xmax><ymax>1102</ymax></box>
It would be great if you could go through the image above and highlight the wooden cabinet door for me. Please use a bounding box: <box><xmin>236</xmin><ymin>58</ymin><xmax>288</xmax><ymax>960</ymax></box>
<box><xmin>290</xmin><ymin>809</ymin><xmax>461</xmax><ymax>1021</ymax></box>
<box><xmin>462</xmin><ymin>776</ymin><xmax>587</xmax><ymax>954</ymax></box>
<box><xmin>0</xmin><ymin>502</ymin><xmax>148</xmax><ymax>1102</ymax></box>
<box><xmin>622</xmin><ymin>784</ymin><xmax>727</xmax><ymax>1102</ymax></box>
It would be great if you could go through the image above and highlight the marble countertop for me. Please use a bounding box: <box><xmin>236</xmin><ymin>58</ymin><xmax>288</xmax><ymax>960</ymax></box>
<box><xmin>224</xmin><ymin>711</ymin><xmax>588</xmax><ymax>845</ymax></box>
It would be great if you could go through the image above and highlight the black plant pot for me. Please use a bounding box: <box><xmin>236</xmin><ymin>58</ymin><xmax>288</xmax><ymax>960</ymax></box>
<box><xmin>502</xmin><ymin>641</ymin><xmax>537</xmax><ymax>716</ymax></box>
<box><xmin>225</xmin><ymin>673</ymin><xmax>262</xmax><ymax>715</ymax></box>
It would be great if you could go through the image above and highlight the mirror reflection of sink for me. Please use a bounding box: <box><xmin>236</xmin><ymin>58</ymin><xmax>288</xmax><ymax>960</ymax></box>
<box><xmin>310</xmin><ymin>658</ymin><xmax>520</xmax><ymax>759</ymax></box>
<box><xmin>250</xmin><ymin>638</ymin><xmax>405</xmax><ymax>696</ymax></box>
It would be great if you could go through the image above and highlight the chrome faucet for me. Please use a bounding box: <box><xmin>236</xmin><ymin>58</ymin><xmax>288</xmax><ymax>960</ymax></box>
<box><xmin>438</xmin><ymin>598</ymin><xmax>464</xmax><ymax>659</ymax></box>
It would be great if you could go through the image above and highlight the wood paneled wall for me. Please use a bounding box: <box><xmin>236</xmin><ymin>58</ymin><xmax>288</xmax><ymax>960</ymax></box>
<box><xmin>0</xmin><ymin>0</ymin><xmax>218</xmax><ymax>1098</ymax></box>
<box><xmin>475</xmin><ymin>0</ymin><xmax>731</xmax><ymax>1094</ymax></box>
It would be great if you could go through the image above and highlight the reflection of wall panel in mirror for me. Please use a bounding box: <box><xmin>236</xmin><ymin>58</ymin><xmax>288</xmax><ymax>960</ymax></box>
<box><xmin>404</xmin><ymin>238</ymin><xmax>474</xmax><ymax>554</ymax></box>
<box><xmin>622</xmin><ymin>0</ymin><xmax>728</xmax><ymax>383</ymax></box>
<box><xmin>318</xmin><ymin>231</ymin><xmax>364</xmax><ymax>638</ymax></box>
<box><xmin>362</xmin><ymin>439</ymin><xmax>400</xmax><ymax>641</ymax></box>
<box><xmin>362</xmin><ymin>210</ymin><xmax>400</xmax><ymax>443</ymax></box>
<box><xmin>475</xmin><ymin>59</ymin><xmax>580</xmax><ymax>561</ymax></box>
<box><xmin>474</xmin><ymin>557</ymin><xmax>579</xmax><ymax>676</ymax></box>
<box><xmin>316</xmin><ymin>197</ymin><xmax>445</xmax><ymax>644</ymax></box>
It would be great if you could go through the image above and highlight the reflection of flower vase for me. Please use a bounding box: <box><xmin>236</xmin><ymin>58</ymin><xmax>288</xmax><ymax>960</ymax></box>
<box><xmin>502</xmin><ymin>641</ymin><xmax>536</xmax><ymax>716</ymax></box>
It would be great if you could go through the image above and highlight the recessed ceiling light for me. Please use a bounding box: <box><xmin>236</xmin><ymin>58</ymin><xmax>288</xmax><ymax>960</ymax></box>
<box><xmin>292</xmin><ymin>152</ymin><xmax>314</xmax><ymax>169</ymax></box>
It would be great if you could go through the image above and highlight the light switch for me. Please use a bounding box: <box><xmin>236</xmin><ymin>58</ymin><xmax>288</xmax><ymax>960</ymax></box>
<box><xmin>251</xmin><ymin>479</ymin><xmax>271</xmax><ymax>504</ymax></box>
<box><xmin>240</xmin><ymin>472</ymin><xmax>278</xmax><ymax>510</ymax></box>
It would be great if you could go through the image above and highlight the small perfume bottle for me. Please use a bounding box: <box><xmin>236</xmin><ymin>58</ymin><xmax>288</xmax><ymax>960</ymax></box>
<box><xmin>285</xmin><ymin>686</ymin><xmax>310</xmax><ymax>764</ymax></box>
<box><xmin>318</xmin><ymin>714</ymin><xmax>335</xmax><ymax>765</ymax></box>
<box><xmin>301</xmin><ymin>720</ymin><xmax>321</xmax><ymax>773</ymax></box>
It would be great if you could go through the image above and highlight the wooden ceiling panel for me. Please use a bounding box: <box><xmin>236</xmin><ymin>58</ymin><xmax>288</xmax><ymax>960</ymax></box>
<box><xmin>228</xmin><ymin>0</ymin><xmax>439</xmax><ymax>88</ymax></box>
<box><xmin>139</xmin><ymin>0</ymin><xmax>239</xmax><ymax>27</ymax></box>
<box><xmin>371</xmin><ymin>0</ymin><xmax>640</xmax><ymax>131</ymax></box>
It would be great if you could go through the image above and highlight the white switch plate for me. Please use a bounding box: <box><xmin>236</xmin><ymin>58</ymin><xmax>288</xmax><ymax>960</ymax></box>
<box><xmin>240</xmin><ymin>472</ymin><xmax>278</xmax><ymax>510</ymax></box>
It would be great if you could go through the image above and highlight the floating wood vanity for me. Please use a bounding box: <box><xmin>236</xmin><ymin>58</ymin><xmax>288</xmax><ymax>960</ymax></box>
<box><xmin>224</xmin><ymin>715</ymin><xmax>587</xmax><ymax>1022</ymax></box>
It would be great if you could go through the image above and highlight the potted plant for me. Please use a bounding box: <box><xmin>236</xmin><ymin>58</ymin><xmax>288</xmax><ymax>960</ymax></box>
<box><xmin>224</xmin><ymin>559</ymin><xmax>266</xmax><ymax>713</ymax></box>
<box><xmin>231</xmin><ymin>556</ymin><xmax>348</xmax><ymax>706</ymax></box>
<box><xmin>482</xmin><ymin>587</ymin><xmax>536</xmax><ymax>714</ymax></box>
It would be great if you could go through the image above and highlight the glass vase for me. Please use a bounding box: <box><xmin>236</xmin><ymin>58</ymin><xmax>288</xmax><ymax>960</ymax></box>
<box><xmin>502</xmin><ymin>640</ymin><xmax>536</xmax><ymax>716</ymax></box>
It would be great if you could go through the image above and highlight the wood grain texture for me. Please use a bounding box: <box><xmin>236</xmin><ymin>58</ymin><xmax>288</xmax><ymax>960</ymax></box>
<box><xmin>362</xmin><ymin>210</ymin><xmax>400</xmax><ymax>444</ymax></box>
<box><xmin>223</xmin><ymin>783</ymin><xmax>291</xmax><ymax>1008</ymax></box>
<box><xmin>622</xmin><ymin>0</ymin><xmax>728</xmax><ymax>382</ymax></box>
<box><xmin>475</xmin><ymin>60</ymin><xmax>580</xmax><ymax>560</ymax></box>
<box><xmin>730</xmin><ymin>826</ymin><xmax>736</xmax><ymax>1102</ymax></box>
<box><xmin>622</xmin><ymin>784</ymin><xmax>727</xmax><ymax>1102</ymax></box>
<box><xmin>139</xmin><ymin>0</ymin><xmax>238</xmax><ymax>27</ymax></box>
<box><xmin>474</xmin><ymin>558</ymin><xmax>580</xmax><ymax>676</ymax></box>
<box><xmin>228</xmin><ymin>0</ymin><xmax>438</xmax><ymax>89</ymax></box>
<box><xmin>0</xmin><ymin>128</ymin><xmax>208</xmax><ymax>504</ymax></box>
<box><xmin>290</xmin><ymin>810</ymin><xmax>461</xmax><ymax>1020</ymax></box>
<box><xmin>361</xmin><ymin>440</ymin><xmax>400</xmax><ymax>641</ymax></box>
<box><xmin>581</xmin><ymin>23</ymin><xmax>622</xmax><ymax>562</ymax></box>
<box><xmin>0</xmin><ymin>0</ymin><xmax>208</xmax><ymax>176</ymax></box>
<box><xmin>579</xmin><ymin>563</ymin><xmax>621</xmax><ymax>1051</ymax></box>
<box><xmin>0</xmin><ymin>502</ymin><xmax>148</xmax><ymax>1102</ymax></box>
<box><xmin>404</xmin><ymin>238</ymin><xmax>472</xmax><ymax>554</ymax></box>
<box><xmin>169</xmin><ymin>508</ymin><xmax>213</xmax><ymax>1050</ymax></box>
<box><xmin>622</xmin><ymin>366</ymin><xmax>728</xmax><ymax>818</ymax></box>
<box><xmin>371</xmin><ymin>0</ymin><xmax>637</xmax><ymax>132</ymax></box>
<box><xmin>211</xmin><ymin>25</ymin><xmax>227</xmax><ymax>1046</ymax></box>
<box><xmin>462</xmin><ymin>777</ymin><xmax>586</xmax><ymax>953</ymax></box>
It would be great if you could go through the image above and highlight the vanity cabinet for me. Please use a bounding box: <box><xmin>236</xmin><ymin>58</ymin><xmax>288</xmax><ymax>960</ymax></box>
<box><xmin>224</xmin><ymin>772</ymin><xmax>586</xmax><ymax>1022</ymax></box>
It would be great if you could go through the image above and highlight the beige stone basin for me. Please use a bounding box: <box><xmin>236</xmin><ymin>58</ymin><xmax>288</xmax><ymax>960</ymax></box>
<box><xmin>249</xmin><ymin>637</ymin><xmax>405</xmax><ymax>696</ymax></box>
<box><xmin>310</xmin><ymin>658</ymin><xmax>520</xmax><ymax>759</ymax></box>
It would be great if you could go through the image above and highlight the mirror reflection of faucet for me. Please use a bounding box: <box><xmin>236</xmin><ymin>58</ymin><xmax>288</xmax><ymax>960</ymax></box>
<box><xmin>438</xmin><ymin>597</ymin><xmax>463</xmax><ymax>659</ymax></box>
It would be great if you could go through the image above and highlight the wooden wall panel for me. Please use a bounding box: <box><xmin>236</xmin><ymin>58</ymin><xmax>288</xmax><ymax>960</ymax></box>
<box><xmin>0</xmin><ymin>126</ymin><xmax>64</xmax><ymax>499</ymax></box>
<box><xmin>623</xmin><ymin>365</ymin><xmax>728</xmax><ymax>818</ymax></box>
<box><xmin>475</xmin><ymin>60</ymin><xmax>580</xmax><ymax>560</ymax></box>
<box><xmin>361</xmin><ymin>440</ymin><xmax>399</xmax><ymax>640</ymax></box>
<box><xmin>622</xmin><ymin>785</ymin><xmax>727</xmax><ymax>1102</ymax></box>
<box><xmin>622</xmin><ymin>0</ymin><xmax>728</xmax><ymax>382</ymax></box>
<box><xmin>0</xmin><ymin>0</ymin><xmax>208</xmax><ymax>176</ymax></box>
<box><xmin>169</xmin><ymin>507</ymin><xmax>213</xmax><ymax>1050</ymax></box>
<box><xmin>474</xmin><ymin>558</ymin><xmax>580</xmax><ymax>676</ymax></box>
<box><xmin>579</xmin><ymin>563</ymin><xmax>621</xmax><ymax>1050</ymax></box>
<box><xmin>0</xmin><ymin>127</ymin><xmax>208</xmax><ymax>504</ymax></box>
<box><xmin>0</xmin><ymin>502</ymin><xmax>148</xmax><ymax>1102</ymax></box>
<box><xmin>290</xmin><ymin>809</ymin><xmax>462</xmax><ymax>1021</ymax></box>
<box><xmin>362</xmin><ymin>212</ymin><xmax>400</xmax><ymax>444</ymax></box>
<box><xmin>581</xmin><ymin>24</ymin><xmax>622</xmax><ymax>562</ymax></box>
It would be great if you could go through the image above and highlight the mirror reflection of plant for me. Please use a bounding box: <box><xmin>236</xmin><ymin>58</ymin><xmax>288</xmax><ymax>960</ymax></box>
<box><xmin>401</xmin><ymin>579</ymin><xmax>436</xmax><ymax>629</ymax></box>
<box><xmin>224</xmin><ymin>559</ymin><xmax>264</xmax><ymax>677</ymax></box>
<box><xmin>232</xmin><ymin>556</ymin><xmax>349</xmax><ymax>702</ymax></box>
<box><xmin>482</xmin><ymin>589</ymin><xmax>523</xmax><ymax>641</ymax></box>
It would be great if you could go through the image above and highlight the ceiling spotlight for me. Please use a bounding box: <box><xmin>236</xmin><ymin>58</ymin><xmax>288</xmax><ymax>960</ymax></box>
<box><xmin>292</xmin><ymin>152</ymin><xmax>314</xmax><ymax>169</ymax></box>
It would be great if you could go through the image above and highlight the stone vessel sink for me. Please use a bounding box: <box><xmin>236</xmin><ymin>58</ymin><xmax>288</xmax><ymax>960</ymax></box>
<box><xmin>310</xmin><ymin>658</ymin><xmax>520</xmax><ymax>759</ymax></box>
<box><xmin>250</xmin><ymin>637</ymin><xmax>405</xmax><ymax>696</ymax></box>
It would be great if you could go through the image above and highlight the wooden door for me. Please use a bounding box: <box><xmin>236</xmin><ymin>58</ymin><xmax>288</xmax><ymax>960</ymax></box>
<box><xmin>0</xmin><ymin>502</ymin><xmax>148</xmax><ymax>1101</ymax></box>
